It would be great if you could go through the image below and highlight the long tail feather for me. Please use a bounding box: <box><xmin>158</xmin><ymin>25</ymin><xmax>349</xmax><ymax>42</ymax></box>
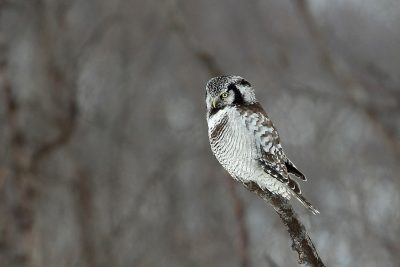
<box><xmin>294</xmin><ymin>193</ymin><xmax>320</xmax><ymax>215</ymax></box>
<box><xmin>285</xmin><ymin>159</ymin><xmax>307</xmax><ymax>181</ymax></box>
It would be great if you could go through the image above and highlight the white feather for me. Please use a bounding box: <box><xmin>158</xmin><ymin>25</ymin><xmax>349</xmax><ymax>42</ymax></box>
<box><xmin>207</xmin><ymin>106</ymin><xmax>291</xmax><ymax>199</ymax></box>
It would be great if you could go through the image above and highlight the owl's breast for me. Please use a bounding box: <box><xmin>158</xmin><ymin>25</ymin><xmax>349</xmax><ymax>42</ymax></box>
<box><xmin>208</xmin><ymin>107</ymin><xmax>261</xmax><ymax>181</ymax></box>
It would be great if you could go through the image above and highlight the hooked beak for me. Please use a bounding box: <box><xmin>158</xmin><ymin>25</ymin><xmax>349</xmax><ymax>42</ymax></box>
<box><xmin>212</xmin><ymin>98</ymin><xmax>218</xmax><ymax>109</ymax></box>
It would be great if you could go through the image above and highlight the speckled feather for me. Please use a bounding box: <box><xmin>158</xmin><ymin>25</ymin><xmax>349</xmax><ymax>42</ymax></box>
<box><xmin>208</xmin><ymin>104</ymin><xmax>293</xmax><ymax>199</ymax></box>
<box><xmin>206</xmin><ymin>76</ymin><xmax>319</xmax><ymax>214</ymax></box>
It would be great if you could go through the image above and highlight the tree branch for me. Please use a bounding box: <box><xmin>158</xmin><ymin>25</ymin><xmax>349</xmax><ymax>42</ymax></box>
<box><xmin>244</xmin><ymin>181</ymin><xmax>325</xmax><ymax>267</ymax></box>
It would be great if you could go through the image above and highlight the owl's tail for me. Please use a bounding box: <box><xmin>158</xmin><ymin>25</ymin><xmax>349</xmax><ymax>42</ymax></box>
<box><xmin>294</xmin><ymin>192</ymin><xmax>320</xmax><ymax>215</ymax></box>
<box><xmin>287</xmin><ymin>177</ymin><xmax>320</xmax><ymax>215</ymax></box>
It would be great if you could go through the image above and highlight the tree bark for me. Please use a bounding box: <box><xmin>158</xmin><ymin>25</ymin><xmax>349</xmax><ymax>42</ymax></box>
<box><xmin>244</xmin><ymin>181</ymin><xmax>326</xmax><ymax>267</ymax></box>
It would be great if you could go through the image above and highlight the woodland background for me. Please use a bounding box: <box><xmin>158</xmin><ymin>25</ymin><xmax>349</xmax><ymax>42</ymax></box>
<box><xmin>1</xmin><ymin>0</ymin><xmax>400</xmax><ymax>266</ymax></box>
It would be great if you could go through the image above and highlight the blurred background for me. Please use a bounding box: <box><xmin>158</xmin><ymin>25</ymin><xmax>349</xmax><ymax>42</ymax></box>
<box><xmin>1</xmin><ymin>0</ymin><xmax>399</xmax><ymax>266</ymax></box>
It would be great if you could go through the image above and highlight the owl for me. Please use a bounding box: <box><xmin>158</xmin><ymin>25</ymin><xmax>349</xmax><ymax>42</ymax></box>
<box><xmin>206</xmin><ymin>75</ymin><xmax>319</xmax><ymax>214</ymax></box>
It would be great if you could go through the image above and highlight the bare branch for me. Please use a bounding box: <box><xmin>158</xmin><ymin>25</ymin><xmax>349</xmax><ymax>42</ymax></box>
<box><xmin>244</xmin><ymin>182</ymin><xmax>326</xmax><ymax>267</ymax></box>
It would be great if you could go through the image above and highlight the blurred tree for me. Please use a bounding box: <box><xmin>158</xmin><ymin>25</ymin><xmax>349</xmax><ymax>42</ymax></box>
<box><xmin>0</xmin><ymin>0</ymin><xmax>399</xmax><ymax>267</ymax></box>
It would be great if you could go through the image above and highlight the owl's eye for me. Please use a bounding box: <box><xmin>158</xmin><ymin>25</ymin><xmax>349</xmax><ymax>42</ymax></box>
<box><xmin>221</xmin><ymin>92</ymin><xmax>229</xmax><ymax>98</ymax></box>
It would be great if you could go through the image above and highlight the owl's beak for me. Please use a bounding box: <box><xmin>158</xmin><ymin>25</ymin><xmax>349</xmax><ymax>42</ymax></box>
<box><xmin>212</xmin><ymin>98</ymin><xmax>218</xmax><ymax>109</ymax></box>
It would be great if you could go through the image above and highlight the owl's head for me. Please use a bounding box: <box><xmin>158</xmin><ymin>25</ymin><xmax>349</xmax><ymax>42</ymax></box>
<box><xmin>205</xmin><ymin>75</ymin><xmax>256</xmax><ymax>114</ymax></box>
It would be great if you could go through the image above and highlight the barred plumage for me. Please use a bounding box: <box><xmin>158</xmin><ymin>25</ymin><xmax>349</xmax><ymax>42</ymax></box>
<box><xmin>206</xmin><ymin>75</ymin><xmax>319</xmax><ymax>214</ymax></box>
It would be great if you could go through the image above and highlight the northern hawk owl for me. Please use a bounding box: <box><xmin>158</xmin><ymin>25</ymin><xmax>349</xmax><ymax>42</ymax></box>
<box><xmin>206</xmin><ymin>75</ymin><xmax>319</xmax><ymax>214</ymax></box>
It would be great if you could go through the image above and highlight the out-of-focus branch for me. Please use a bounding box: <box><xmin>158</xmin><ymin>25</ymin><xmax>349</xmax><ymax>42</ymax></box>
<box><xmin>244</xmin><ymin>182</ymin><xmax>325</xmax><ymax>267</ymax></box>
<box><xmin>76</xmin><ymin>13</ymin><xmax>121</xmax><ymax>60</ymax></box>
<box><xmin>1</xmin><ymin>34</ymin><xmax>36</xmax><ymax>267</ymax></box>
<box><xmin>1</xmin><ymin>2</ymin><xmax>79</xmax><ymax>265</ymax></box>
<box><xmin>167</xmin><ymin>0</ymin><xmax>222</xmax><ymax>76</ymax></box>
<box><xmin>110</xmin><ymin>154</ymin><xmax>172</xmax><ymax>237</ymax></box>
<box><xmin>0</xmin><ymin>40</ymin><xmax>25</xmax><ymax>173</ymax></box>
<box><xmin>167</xmin><ymin>2</ymin><xmax>252</xmax><ymax>265</ymax></box>
<box><xmin>293</xmin><ymin>0</ymin><xmax>400</xmax><ymax>158</ymax></box>
<box><xmin>72</xmin><ymin>168</ymin><xmax>97</xmax><ymax>267</ymax></box>
<box><xmin>227</xmin><ymin>178</ymin><xmax>249</xmax><ymax>267</ymax></box>
<box><xmin>30</xmin><ymin>91</ymin><xmax>77</xmax><ymax>173</ymax></box>
<box><xmin>264</xmin><ymin>253</ymin><xmax>280</xmax><ymax>267</ymax></box>
<box><xmin>27</xmin><ymin>1</ymin><xmax>79</xmax><ymax>174</ymax></box>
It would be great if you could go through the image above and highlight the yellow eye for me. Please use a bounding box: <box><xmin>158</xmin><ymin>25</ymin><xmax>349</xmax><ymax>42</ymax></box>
<box><xmin>221</xmin><ymin>92</ymin><xmax>229</xmax><ymax>98</ymax></box>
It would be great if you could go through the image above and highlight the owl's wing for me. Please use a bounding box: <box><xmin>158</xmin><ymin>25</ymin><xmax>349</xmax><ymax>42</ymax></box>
<box><xmin>240</xmin><ymin>103</ymin><xmax>301</xmax><ymax>193</ymax></box>
<box><xmin>285</xmin><ymin>157</ymin><xmax>307</xmax><ymax>181</ymax></box>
